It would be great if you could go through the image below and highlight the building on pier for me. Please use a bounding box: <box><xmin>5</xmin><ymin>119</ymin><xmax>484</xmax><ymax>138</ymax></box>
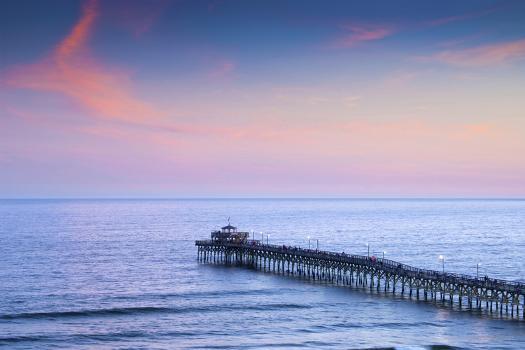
<box><xmin>211</xmin><ymin>223</ymin><xmax>249</xmax><ymax>244</ymax></box>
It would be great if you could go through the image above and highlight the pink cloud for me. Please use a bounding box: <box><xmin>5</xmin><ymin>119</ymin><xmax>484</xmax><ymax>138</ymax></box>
<box><xmin>428</xmin><ymin>8</ymin><xmax>496</xmax><ymax>27</ymax></box>
<box><xmin>422</xmin><ymin>39</ymin><xmax>525</xmax><ymax>67</ymax></box>
<box><xmin>327</xmin><ymin>7</ymin><xmax>496</xmax><ymax>51</ymax></box>
<box><xmin>1</xmin><ymin>0</ymin><xmax>238</xmax><ymax>138</ymax></box>
<box><xmin>330</xmin><ymin>24</ymin><xmax>395</xmax><ymax>48</ymax></box>
<box><xmin>2</xmin><ymin>0</ymin><xmax>167</xmax><ymax>128</ymax></box>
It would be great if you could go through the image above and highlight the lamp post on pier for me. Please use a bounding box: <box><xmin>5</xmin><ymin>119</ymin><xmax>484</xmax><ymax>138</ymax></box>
<box><xmin>477</xmin><ymin>262</ymin><xmax>481</xmax><ymax>279</ymax></box>
<box><xmin>366</xmin><ymin>243</ymin><xmax>370</xmax><ymax>258</ymax></box>
<box><xmin>316</xmin><ymin>239</ymin><xmax>319</xmax><ymax>250</ymax></box>
<box><xmin>307</xmin><ymin>236</ymin><xmax>311</xmax><ymax>249</ymax></box>
<box><xmin>266</xmin><ymin>234</ymin><xmax>269</xmax><ymax>245</ymax></box>
<box><xmin>439</xmin><ymin>255</ymin><xmax>445</xmax><ymax>273</ymax></box>
<box><xmin>382</xmin><ymin>251</ymin><xmax>386</xmax><ymax>260</ymax></box>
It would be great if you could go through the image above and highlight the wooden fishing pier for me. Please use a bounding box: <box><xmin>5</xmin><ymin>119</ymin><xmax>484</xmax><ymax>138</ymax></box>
<box><xmin>196</xmin><ymin>224</ymin><xmax>525</xmax><ymax>319</ymax></box>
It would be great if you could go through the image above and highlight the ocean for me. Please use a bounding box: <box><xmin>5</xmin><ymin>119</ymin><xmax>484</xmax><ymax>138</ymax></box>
<box><xmin>1</xmin><ymin>199</ymin><xmax>524</xmax><ymax>349</ymax></box>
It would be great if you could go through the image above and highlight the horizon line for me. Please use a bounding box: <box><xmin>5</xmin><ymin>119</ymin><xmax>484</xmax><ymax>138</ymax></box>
<box><xmin>1</xmin><ymin>196</ymin><xmax>525</xmax><ymax>201</ymax></box>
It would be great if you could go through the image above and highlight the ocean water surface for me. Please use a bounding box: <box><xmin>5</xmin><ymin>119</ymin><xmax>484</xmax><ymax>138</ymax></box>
<box><xmin>1</xmin><ymin>199</ymin><xmax>524</xmax><ymax>349</ymax></box>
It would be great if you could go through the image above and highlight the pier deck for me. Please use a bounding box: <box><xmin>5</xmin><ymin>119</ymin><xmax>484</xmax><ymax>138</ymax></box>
<box><xmin>196</xmin><ymin>239</ymin><xmax>525</xmax><ymax>319</ymax></box>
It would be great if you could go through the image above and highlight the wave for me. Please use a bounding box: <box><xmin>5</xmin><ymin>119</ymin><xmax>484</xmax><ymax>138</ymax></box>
<box><xmin>0</xmin><ymin>330</ymin><xmax>196</xmax><ymax>344</ymax></box>
<box><xmin>107</xmin><ymin>287</ymin><xmax>299</xmax><ymax>301</ymax></box>
<box><xmin>0</xmin><ymin>303</ymin><xmax>310</xmax><ymax>320</ymax></box>
<box><xmin>0</xmin><ymin>306</ymin><xmax>171</xmax><ymax>320</ymax></box>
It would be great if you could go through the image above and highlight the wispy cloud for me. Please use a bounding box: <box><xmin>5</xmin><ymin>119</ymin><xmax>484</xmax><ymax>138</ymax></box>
<box><xmin>1</xmin><ymin>0</ymin><xmax>238</xmax><ymax>140</ymax></box>
<box><xmin>330</xmin><ymin>24</ymin><xmax>395</xmax><ymax>48</ymax></box>
<box><xmin>2</xmin><ymin>0</ymin><xmax>166</xmax><ymax>127</ymax></box>
<box><xmin>422</xmin><ymin>39</ymin><xmax>525</xmax><ymax>67</ymax></box>
<box><xmin>427</xmin><ymin>7</ymin><xmax>496</xmax><ymax>27</ymax></box>
<box><xmin>327</xmin><ymin>7</ymin><xmax>496</xmax><ymax>50</ymax></box>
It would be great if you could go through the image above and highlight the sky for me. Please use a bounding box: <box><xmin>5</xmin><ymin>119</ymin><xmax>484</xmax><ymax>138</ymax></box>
<box><xmin>1</xmin><ymin>0</ymin><xmax>525</xmax><ymax>198</ymax></box>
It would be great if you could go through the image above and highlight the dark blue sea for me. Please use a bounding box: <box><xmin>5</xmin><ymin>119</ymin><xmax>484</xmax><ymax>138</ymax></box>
<box><xmin>1</xmin><ymin>199</ymin><xmax>524</xmax><ymax>349</ymax></box>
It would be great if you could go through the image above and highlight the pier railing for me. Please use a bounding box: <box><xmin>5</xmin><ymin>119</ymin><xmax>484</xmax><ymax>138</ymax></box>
<box><xmin>195</xmin><ymin>240</ymin><xmax>525</xmax><ymax>294</ymax></box>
